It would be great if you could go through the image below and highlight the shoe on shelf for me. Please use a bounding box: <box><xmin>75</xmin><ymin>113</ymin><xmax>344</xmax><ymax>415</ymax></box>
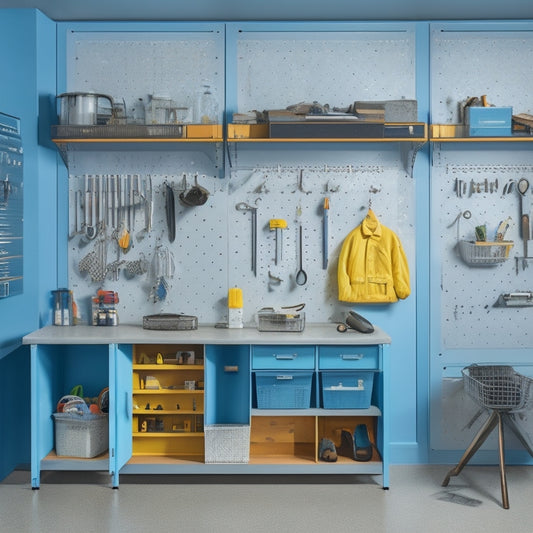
<box><xmin>353</xmin><ymin>424</ymin><xmax>373</xmax><ymax>462</ymax></box>
<box><xmin>145</xmin><ymin>403</ymin><xmax>151</xmax><ymax>410</ymax></box>
<box><xmin>154</xmin><ymin>404</ymin><xmax>163</xmax><ymax>410</ymax></box>
<box><xmin>336</xmin><ymin>429</ymin><xmax>355</xmax><ymax>459</ymax></box>
<box><xmin>319</xmin><ymin>438</ymin><xmax>338</xmax><ymax>462</ymax></box>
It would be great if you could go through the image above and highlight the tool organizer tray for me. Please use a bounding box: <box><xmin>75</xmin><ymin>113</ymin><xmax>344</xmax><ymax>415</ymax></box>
<box><xmin>457</xmin><ymin>240</ymin><xmax>514</xmax><ymax>266</ymax></box>
<box><xmin>51</xmin><ymin>124</ymin><xmax>186</xmax><ymax>139</ymax></box>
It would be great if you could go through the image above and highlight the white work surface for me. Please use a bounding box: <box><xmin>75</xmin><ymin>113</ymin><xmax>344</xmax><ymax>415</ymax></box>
<box><xmin>23</xmin><ymin>324</ymin><xmax>390</xmax><ymax>346</ymax></box>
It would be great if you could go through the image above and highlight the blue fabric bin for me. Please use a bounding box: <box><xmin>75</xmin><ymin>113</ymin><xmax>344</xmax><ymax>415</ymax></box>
<box><xmin>321</xmin><ymin>371</ymin><xmax>374</xmax><ymax>409</ymax></box>
<box><xmin>255</xmin><ymin>371</ymin><xmax>313</xmax><ymax>409</ymax></box>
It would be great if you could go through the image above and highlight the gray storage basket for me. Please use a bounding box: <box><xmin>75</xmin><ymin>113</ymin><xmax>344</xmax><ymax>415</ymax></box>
<box><xmin>53</xmin><ymin>412</ymin><xmax>109</xmax><ymax>458</ymax></box>
<box><xmin>204</xmin><ymin>424</ymin><xmax>250</xmax><ymax>463</ymax></box>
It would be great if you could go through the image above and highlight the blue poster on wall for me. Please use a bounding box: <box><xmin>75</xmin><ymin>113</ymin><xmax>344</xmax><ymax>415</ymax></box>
<box><xmin>0</xmin><ymin>112</ymin><xmax>23</xmax><ymax>298</ymax></box>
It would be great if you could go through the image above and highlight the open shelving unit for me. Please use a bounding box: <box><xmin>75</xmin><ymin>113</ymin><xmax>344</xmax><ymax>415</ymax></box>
<box><xmin>131</xmin><ymin>344</ymin><xmax>205</xmax><ymax>464</ymax></box>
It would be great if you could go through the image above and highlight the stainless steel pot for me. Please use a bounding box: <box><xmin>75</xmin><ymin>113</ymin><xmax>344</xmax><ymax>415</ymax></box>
<box><xmin>57</xmin><ymin>92</ymin><xmax>114</xmax><ymax>125</ymax></box>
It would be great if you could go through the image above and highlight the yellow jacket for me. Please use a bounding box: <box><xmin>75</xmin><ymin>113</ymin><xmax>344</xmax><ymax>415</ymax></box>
<box><xmin>338</xmin><ymin>209</ymin><xmax>410</xmax><ymax>303</ymax></box>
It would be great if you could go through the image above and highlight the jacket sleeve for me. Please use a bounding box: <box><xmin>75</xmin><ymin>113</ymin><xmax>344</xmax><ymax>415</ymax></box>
<box><xmin>391</xmin><ymin>234</ymin><xmax>410</xmax><ymax>300</ymax></box>
<box><xmin>337</xmin><ymin>229</ymin><xmax>358</xmax><ymax>302</ymax></box>
<box><xmin>337</xmin><ymin>234</ymin><xmax>353</xmax><ymax>302</ymax></box>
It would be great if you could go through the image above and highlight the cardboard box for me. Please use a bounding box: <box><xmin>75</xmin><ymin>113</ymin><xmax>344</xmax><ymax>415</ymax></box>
<box><xmin>466</xmin><ymin>107</ymin><xmax>512</xmax><ymax>137</ymax></box>
<box><xmin>430</xmin><ymin>124</ymin><xmax>467</xmax><ymax>138</ymax></box>
<box><xmin>227</xmin><ymin>124</ymin><xmax>269</xmax><ymax>139</ymax></box>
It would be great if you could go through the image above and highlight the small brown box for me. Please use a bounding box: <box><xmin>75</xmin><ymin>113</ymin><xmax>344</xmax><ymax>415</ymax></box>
<box><xmin>227</xmin><ymin>124</ymin><xmax>269</xmax><ymax>139</ymax></box>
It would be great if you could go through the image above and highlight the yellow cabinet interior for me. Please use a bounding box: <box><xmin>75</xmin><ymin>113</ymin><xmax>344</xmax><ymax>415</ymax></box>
<box><xmin>132</xmin><ymin>344</ymin><xmax>204</xmax><ymax>463</ymax></box>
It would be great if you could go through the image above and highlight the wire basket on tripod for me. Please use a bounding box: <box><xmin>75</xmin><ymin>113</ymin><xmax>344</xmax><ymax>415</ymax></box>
<box><xmin>462</xmin><ymin>364</ymin><xmax>533</xmax><ymax>411</ymax></box>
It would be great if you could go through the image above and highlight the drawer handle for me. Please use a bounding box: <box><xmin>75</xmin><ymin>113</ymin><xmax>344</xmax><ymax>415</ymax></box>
<box><xmin>273</xmin><ymin>353</ymin><xmax>297</xmax><ymax>360</ymax></box>
<box><xmin>276</xmin><ymin>375</ymin><xmax>294</xmax><ymax>380</ymax></box>
<box><xmin>340</xmin><ymin>353</ymin><xmax>364</xmax><ymax>360</ymax></box>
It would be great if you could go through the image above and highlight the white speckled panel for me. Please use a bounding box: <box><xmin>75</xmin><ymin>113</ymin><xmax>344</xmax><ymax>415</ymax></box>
<box><xmin>66</xmin><ymin>31</ymin><xmax>224</xmax><ymax>123</ymax></box>
<box><xmin>431</xmin><ymin>29</ymin><xmax>533</xmax><ymax>123</ymax></box>
<box><xmin>433</xmin><ymin>146</ymin><xmax>533</xmax><ymax>349</ymax></box>
<box><xmin>226</xmin><ymin>145</ymin><xmax>415</xmax><ymax>324</ymax></box>
<box><xmin>64</xmin><ymin>29</ymin><xmax>417</xmax><ymax>327</ymax></box>
<box><xmin>236</xmin><ymin>31</ymin><xmax>416</xmax><ymax>112</ymax></box>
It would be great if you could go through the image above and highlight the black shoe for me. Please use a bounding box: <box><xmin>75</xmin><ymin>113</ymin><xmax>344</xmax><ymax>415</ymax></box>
<box><xmin>353</xmin><ymin>424</ymin><xmax>373</xmax><ymax>462</ymax></box>
<box><xmin>336</xmin><ymin>429</ymin><xmax>355</xmax><ymax>459</ymax></box>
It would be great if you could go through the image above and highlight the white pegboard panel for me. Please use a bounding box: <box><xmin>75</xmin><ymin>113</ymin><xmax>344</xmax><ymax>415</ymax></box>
<box><xmin>236</xmin><ymin>31</ymin><xmax>416</xmax><ymax>113</ymax></box>
<box><xmin>65</xmin><ymin>30</ymin><xmax>224</xmax><ymax>123</ymax></box>
<box><xmin>68</xmin><ymin>170</ymin><xmax>228</xmax><ymax>325</ymax></box>
<box><xmin>66</xmin><ymin>144</ymin><xmax>415</xmax><ymax>326</ymax></box>
<box><xmin>227</xmin><ymin>145</ymin><xmax>415</xmax><ymax>324</ymax></box>
<box><xmin>430</xmin><ymin>27</ymin><xmax>533</xmax><ymax>123</ymax></box>
<box><xmin>434</xmin><ymin>147</ymin><xmax>533</xmax><ymax>349</ymax></box>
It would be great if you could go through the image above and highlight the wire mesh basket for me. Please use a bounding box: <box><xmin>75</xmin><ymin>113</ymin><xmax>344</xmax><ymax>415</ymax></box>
<box><xmin>462</xmin><ymin>364</ymin><xmax>533</xmax><ymax>411</ymax></box>
<box><xmin>457</xmin><ymin>240</ymin><xmax>514</xmax><ymax>266</ymax></box>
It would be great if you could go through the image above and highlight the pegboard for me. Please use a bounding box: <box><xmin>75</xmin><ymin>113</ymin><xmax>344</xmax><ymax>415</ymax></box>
<box><xmin>65</xmin><ymin>30</ymin><xmax>224</xmax><ymax>125</ymax></box>
<box><xmin>67</xmin><ymin>145</ymin><xmax>415</xmax><ymax>325</ymax></box>
<box><xmin>430</xmin><ymin>27</ymin><xmax>533</xmax><ymax>123</ymax></box>
<box><xmin>236</xmin><ymin>31</ymin><xmax>416</xmax><ymax>112</ymax></box>
<box><xmin>227</xmin><ymin>144</ymin><xmax>415</xmax><ymax>324</ymax></box>
<box><xmin>431</xmin><ymin>27</ymin><xmax>533</xmax><ymax>350</ymax></box>
<box><xmin>434</xmin><ymin>147</ymin><xmax>533</xmax><ymax>349</ymax></box>
<box><xmin>64</xmin><ymin>27</ymin><xmax>417</xmax><ymax>326</ymax></box>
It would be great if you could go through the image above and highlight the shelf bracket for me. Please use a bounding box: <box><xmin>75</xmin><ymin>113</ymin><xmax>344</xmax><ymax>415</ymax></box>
<box><xmin>400</xmin><ymin>140</ymin><xmax>426</xmax><ymax>178</ymax></box>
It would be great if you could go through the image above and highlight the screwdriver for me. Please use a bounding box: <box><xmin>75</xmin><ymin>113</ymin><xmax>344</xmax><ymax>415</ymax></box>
<box><xmin>323</xmin><ymin>197</ymin><xmax>329</xmax><ymax>269</ymax></box>
<box><xmin>270</xmin><ymin>219</ymin><xmax>287</xmax><ymax>265</ymax></box>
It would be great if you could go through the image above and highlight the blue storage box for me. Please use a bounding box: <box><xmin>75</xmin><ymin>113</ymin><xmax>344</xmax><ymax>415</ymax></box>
<box><xmin>465</xmin><ymin>107</ymin><xmax>512</xmax><ymax>137</ymax></box>
<box><xmin>255</xmin><ymin>371</ymin><xmax>313</xmax><ymax>409</ymax></box>
<box><xmin>321</xmin><ymin>371</ymin><xmax>374</xmax><ymax>409</ymax></box>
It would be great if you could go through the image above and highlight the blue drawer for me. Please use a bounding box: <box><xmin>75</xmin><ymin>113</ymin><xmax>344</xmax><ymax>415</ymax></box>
<box><xmin>252</xmin><ymin>345</ymin><xmax>315</xmax><ymax>370</ymax></box>
<box><xmin>318</xmin><ymin>346</ymin><xmax>378</xmax><ymax>370</ymax></box>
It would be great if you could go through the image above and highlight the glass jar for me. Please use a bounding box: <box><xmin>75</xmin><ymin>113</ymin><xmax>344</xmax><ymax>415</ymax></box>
<box><xmin>195</xmin><ymin>85</ymin><xmax>218</xmax><ymax>124</ymax></box>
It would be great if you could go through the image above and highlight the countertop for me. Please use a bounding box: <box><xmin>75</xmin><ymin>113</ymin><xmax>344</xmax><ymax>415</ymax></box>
<box><xmin>22</xmin><ymin>323</ymin><xmax>391</xmax><ymax>346</ymax></box>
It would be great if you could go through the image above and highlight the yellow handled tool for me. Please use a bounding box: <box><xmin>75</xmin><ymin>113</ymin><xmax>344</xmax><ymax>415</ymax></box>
<box><xmin>270</xmin><ymin>219</ymin><xmax>287</xmax><ymax>264</ymax></box>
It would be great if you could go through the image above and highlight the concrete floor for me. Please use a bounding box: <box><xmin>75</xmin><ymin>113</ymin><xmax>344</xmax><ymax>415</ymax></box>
<box><xmin>1</xmin><ymin>465</ymin><xmax>533</xmax><ymax>533</ymax></box>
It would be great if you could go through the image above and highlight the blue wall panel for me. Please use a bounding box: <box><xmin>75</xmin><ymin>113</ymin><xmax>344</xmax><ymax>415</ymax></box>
<box><xmin>0</xmin><ymin>9</ymin><xmax>56</xmax><ymax>479</ymax></box>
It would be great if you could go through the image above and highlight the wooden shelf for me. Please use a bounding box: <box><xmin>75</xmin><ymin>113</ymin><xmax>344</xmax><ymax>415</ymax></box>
<box><xmin>133</xmin><ymin>432</ymin><xmax>204</xmax><ymax>438</ymax></box>
<box><xmin>227</xmin><ymin>122</ymin><xmax>427</xmax><ymax>143</ymax></box>
<box><xmin>430</xmin><ymin>124</ymin><xmax>533</xmax><ymax>142</ymax></box>
<box><xmin>133</xmin><ymin>389</ymin><xmax>204</xmax><ymax>394</ymax></box>
<box><xmin>53</xmin><ymin>137</ymin><xmax>223</xmax><ymax>144</ymax></box>
<box><xmin>133</xmin><ymin>409</ymin><xmax>202</xmax><ymax>414</ymax></box>
<box><xmin>251</xmin><ymin>407</ymin><xmax>382</xmax><ymax>416</ymax></box>
<box><xmin>128</xmin><ymin>454</ymin><xmax>204</xmax><ymax>463</ymax></box>
<box><xmin>133</xmin><ymin>364</ymin><xmax>203</xmax><ymax>370</ymax></box>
